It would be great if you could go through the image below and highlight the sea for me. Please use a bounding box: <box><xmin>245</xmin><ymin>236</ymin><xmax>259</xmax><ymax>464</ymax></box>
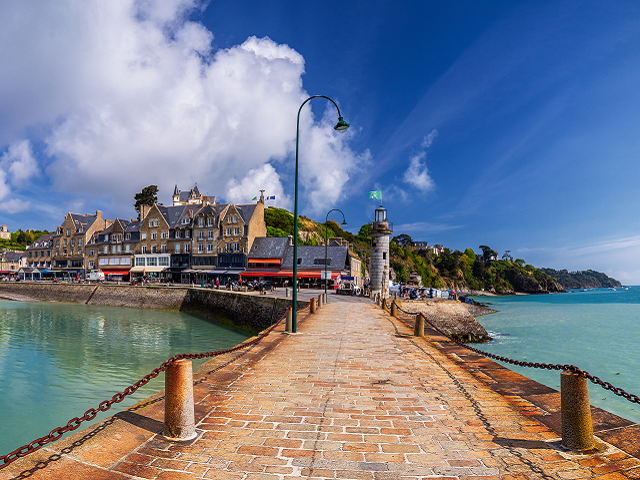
<box><xmin>472</xmin><ymin>286</ymin><xmax>640</xmax><ymax>423</ymax></box>
<box><xmin>0</xmin><ymin>301</ymin><xmax>249</xmax><ymax>456</ymax></box>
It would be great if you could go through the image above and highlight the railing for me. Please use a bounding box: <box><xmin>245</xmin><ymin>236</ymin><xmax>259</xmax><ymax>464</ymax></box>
<box><xmin>0</xmin><ymin>303</ymin><xmax>291</xmax><ymax>470</ymax></box>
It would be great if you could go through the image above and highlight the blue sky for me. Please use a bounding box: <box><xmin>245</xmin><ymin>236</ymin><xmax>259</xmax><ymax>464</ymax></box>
<box><xmin>2</xmin><ymin>1</ymin><xmax>640</xmax><ymax>283</ymax></box>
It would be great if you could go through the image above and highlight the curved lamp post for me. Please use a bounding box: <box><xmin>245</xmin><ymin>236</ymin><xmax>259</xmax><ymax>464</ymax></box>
<box><xmin>324</xmin><ymin>208</ymin><xmax>347</xmax><ymax>299</ymax></box>
<box><xmin>292</xmin><ymin>95</ymin><xmax>349</xmax><ymax>333</ymax></box>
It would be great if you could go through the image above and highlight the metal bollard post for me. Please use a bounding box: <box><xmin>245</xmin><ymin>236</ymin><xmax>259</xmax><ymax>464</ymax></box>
<box><xmin>285</xmin><ymin>287</ymin><xmax>289</xmax><ymax>297</ymax></box>
<box><xmin>317</xmin><ymin>294</ymin><xmax>322</xmax><ymax>308</ymax></box>
<box><xmin>561</xmin><ymin>370</ymin><xmax>595</xmax><ymax>450</ymax></box>
<box><xmin>164</xmin><ymin>359</ymin><xmax>197</xmax><ymax>441</ymax></box>
<box><xmin>391</xmin><ymin>301</ymin><xmax>398</xmax><ymax>318</ymax></box>
<box><xmin>310</xmin><ymin>297</ymin><xmax>317</xmax><ymax>313</ymax></box>
<box><xmin>323</xmin><ymin>293</ymin><xmax>327</xmax><ymax>304</ymax></box>
<box><xmin>414</xmin><ymin>313</ymin><xmax>425</xmax><ymax>337</ymax></box>
<box><xmin>382</xmin><ymin>297</ymin><xmax>387</xmax><ymax>310</ymax></box>
<box><xmin>286</xmin><ymin>307</ymin><xmax>293</xmax><ymax>333</ymax></box>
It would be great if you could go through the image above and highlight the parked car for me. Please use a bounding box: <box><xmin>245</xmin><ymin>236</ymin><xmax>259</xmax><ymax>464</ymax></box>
<box><xmin>336</xmin><ymin>282</ymin><xmax>355</xmax><ymax>296</ymax></box>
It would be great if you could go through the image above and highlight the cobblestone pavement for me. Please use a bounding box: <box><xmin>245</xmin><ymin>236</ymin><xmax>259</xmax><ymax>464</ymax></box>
<box><xmin>4</xmin><ymin>299</ymin><xmax>640</xmax><ymax>479</ymax></box>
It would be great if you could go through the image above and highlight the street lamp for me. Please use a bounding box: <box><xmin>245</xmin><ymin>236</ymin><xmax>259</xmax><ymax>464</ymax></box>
<box><xmin>292</xmin><ymin>95</ymin><xmax>349</xmax><ymax>333</ymax></box>
<box><xmin>324</xmin><ymin>208</ymin><xmax>347</xmax><ymax>299</ymax></box>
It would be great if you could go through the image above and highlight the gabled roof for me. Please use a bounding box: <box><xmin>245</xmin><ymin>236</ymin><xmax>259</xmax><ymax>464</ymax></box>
<box><xmin>69</xmin><ymin>213</ymin><xmax>97</xmax><ymax>231</ymax></box>
<box><xmin>248</xmin><ymin>237</ymin><xmax>290</xmax><ymax>259</ymax></box>
<box><xmin>4</xmin><ymin>251</ymin><xmax>23</xmax><ymax>262</ymax></box>
<box><xmin>281</xmin><ymin>245</ymin><xmax>349</xmax><ymax>271</ymax></box>
<box><xmin>235</xmin><ymin>204</ymin><xmax>257</xmax><ymax>224</ymax></box>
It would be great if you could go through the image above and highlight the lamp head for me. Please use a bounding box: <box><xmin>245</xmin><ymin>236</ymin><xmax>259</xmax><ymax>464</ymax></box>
<box><xmin>334</xmin><ymin>116</ymin><xmax>350</xmax><ymax>133</ymax></box>
<box><xmin>341</xmin><ymin>220</ymin><xmax>347</xmax><ymax>226</ymax></box>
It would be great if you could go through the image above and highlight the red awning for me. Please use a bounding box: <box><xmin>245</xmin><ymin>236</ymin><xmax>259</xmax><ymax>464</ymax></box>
<box><xmin>247</xmin><ymin>258</ymin><xmax>281</xmax><ymax>265</ymax></box>
<box><xmin>102</xmin><ymin>269</ymin><xmax>130</xmax><ymax>275</ymax></box>
<box><xmin>241</xmin><ymin>269</ymin><xmax>341</xmax><ymax>279</ymax></box>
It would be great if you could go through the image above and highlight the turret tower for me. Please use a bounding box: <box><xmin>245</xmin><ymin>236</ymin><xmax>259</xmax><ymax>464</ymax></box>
<box><xmin>370</xmin><ymin>205</ymin><xmax>392</xmax><ymax>298</ymax></box>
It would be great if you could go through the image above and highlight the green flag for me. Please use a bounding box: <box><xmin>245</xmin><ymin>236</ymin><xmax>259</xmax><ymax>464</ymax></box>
<box><xmin>369</xmin><ymin>190</ymin><xmax>382</xmax><ymax>200</ymax></box>
<box><xmin>251</xmin><ymin>196</ymin><xmax>257</xmax><ymax>201</ymax></box>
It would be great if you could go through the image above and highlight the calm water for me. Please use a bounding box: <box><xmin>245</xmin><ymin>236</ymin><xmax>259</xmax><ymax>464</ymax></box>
<box><xmin>0</xmin><ymin>301</ymin><xmax>249</xmax><ymax>455</ymax></box>
<box><xmin>473</xmin><ymin>286</ymin><xmax>640</xmax><ymax>423</ymax></box>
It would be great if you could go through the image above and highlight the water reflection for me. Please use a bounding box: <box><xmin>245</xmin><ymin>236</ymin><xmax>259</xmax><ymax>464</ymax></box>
<box><xmin>0</xmin><ymin>300</ymin><xmax>248</xmax><ymax>454</ymax></box>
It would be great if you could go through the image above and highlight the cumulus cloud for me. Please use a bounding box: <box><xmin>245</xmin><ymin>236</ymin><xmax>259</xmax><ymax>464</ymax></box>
<box><xmin>403</xmin><ymin>129</ymin><xmax>437</xmax><ymax>193</ymax></box>
<box><xmin>1</xmin><ymin>140</ymin><xmax>39</xmax><ymax>186</ymax></box>
<box><xmin>0</xmin><ymin>0</ymin><xmax>364</xmax><ymax>217</ymax></box>
<box><xmin>226</xmin><ymin>163</ymin><xmax>290</xmax><ymax>207</ymax></box>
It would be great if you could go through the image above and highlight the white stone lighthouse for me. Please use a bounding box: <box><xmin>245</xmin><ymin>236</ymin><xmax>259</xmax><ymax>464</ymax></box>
<box><xmin>369</xmin><ymin>205</ymin><xmax>392</xmax><ymax>298</ymax></box>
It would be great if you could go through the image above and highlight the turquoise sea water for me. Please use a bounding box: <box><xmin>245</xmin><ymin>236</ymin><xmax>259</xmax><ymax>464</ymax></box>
<box><xmin>0</xmin><ymin>301</ymin><xmax>249</xmax><ymax>456</ymax></box>
<box><xmin>473</xmin><ymin>286</ymin><xmax>640</xmax><ymax>423</ymax></box>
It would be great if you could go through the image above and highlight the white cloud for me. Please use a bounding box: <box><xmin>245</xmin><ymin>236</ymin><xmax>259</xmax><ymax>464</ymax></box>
<box><xmin>421</xmin><ymin>129</ymin><xmax>438</xmax><ymax>148</ymax></box>
<box><xmin>403</xmin><ymin>152</ymin><xmax>435</xmax><ymax>192</ymax></box>
<box><xmin>0</xmin><ymin>170</ymin><xmax>10</xmax><ymax>201</ymax></box>
<box><xmin>1</xmin><ymin>140</ymin><xmax>39</xmax><ymax>186</ymax></box>
<box><xmin>394</xmin><ymin>221</ymin><xmax>462</xmax><ymax>235</ymax></box>
<box><xmin>226</xmin><ymin>163</ymin><xmax>290</xmax><ymax>208</ymax></box>
<box><xmin>0</xmin><ymin>1</ymin><xmax>364</xmax><ymax>216</ymax></box>
<box><xmin>0</xmin><ymin>199</ymin><xmax>32</xmax><ymax>214</ymax></box>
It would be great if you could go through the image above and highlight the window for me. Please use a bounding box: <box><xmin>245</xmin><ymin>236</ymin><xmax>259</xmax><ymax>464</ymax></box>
<box><xmin>207</xmin><ymin>217</ymin><xmax>213</xmax><ymax>227</ymax></box>
<box><xmin>161</xmin><ymin>244</ymin><xmax>166</xmax><ymax>253</ymax></box>
<box><xmin>89</xmin><ymin>260</ymin><xmax>95</xmax><ymax>269</ymax></box>
<box><xmin>314</xmin><ymin>259</ymin><xmax>330</xmax><ymax>265</ymax></box>
<box><xmin>185</xmin><ymin>230</ymin><xmax>190</xmax><ymax>238</ymax></box>
<box><xmin>28</xmin><ymin>252</ymin><xmax>32</xmax><ymax>258</ymax></box>
<box><xmin>226</xmin><ymin>228</ymin><xmax>231</xmax><ymax>236</ymax></box>
<box><xmin>159</xmin><ymin>256</ymin><xmax>169</xmax><ymax>267</ymax></box>
<box><xmin>226</xmin><ymin>243</ymin><xmax>232</xmax><ymax>252</ymax></box>
<box><xmin>79</xmin><ymin>239</ymin><xmax>83</xmax><ymax>247</ymax></box>
<box><xmin>109</xmin><ymin>258</ymin><xmax>119</xmax><ymax>265</ymax></box>
<box><xmin>117</xmin><ymin>245</ymin><xmax>121</xmax><ymax>253</ymax></box>
<box><xmin>64</xmin><ymin>239</ymin><xmax>67</xmax><ymax>247</ymax></box>
<box><xmin>121</xmin><ymin>257</ymin><xmax>130</xmax><ymax>265</ymax></box>
<box><xmin>147</xmin><ymin>257</ymin><xmax>157</xmax><ymax>266</ymax></box>
<box><xmin>104</xmin><ymin>246</ymin><xmax>108</xmax><ymax>254</ymax></box>
<box><xmin>135</xmin><ymin>257</ymin><xmax>145</xmax><ymax>266</ymax></box>
<box><xmin>112</xmin><ymin>245</ymin><xmax>117</xmax><ymax>253</ymax></box>
<box><xmin>141</xmin><ymin>232</ymin><xmax>147</xmax><ymax>240</ymax></box>
<box><xmin>233</xmin><ymin>243</ymin><xmax>239</xmax><ymax>252</ymax></box>
<box><xmin>47</xmin><ymin>251</ymin><xmax>50</xmax><ymax>257</ymax></box>
<box><xmin>181</xmin><ymin>218</ymin><xmax>189</xmax><ymax>224</ymax></box>
<box><xmin>198</xmin><ymin>231</ymin><xmax>204</xmax><ymax>240</ymax></box>
<box><xmin>99</xmin><ymin>258</ymin><xmax>109</xmax><ymax>265</ymax></box>
<box><xmin>175</xmin><ymin>230</ymin><xmax>180</xmax><ymax>239</ymax></box>
<box><xmin>142</xmin><ymin>245</ymin><xmax>147</xmax><ymax>253</ymax></box>
<box><xmin>151</xmin><ymin>232</ymin><xmax>156</xmax><ymax>240</ymax></box>
<box><xmin>185</xmin><ymin>243</ymin><xmax>190</xmax><ymax>252</ymax></box>
<box><xmin>66</xmin><ymin>229</ymin><xmax>70</xmax><ymax>236</ymax></box>
<box><xmin>125</xmin><ymin>233</ymin><xmax>131</xmax><ymax>240</ymax></box>
<box><xmin>234</xmin><ymin>215</ymin><xmax>238</xmax><ymax>223</ymax></box>
<box><xmin>155</xmin><ymin>219</ymin><xmax>159</xmax><ymax>227</ymax></box>
<box><xmin>198</xmin><ymin>243</ymin><xmax>203</xmax><ymax>253</ymax></box>
<box><xmin>161</xmin><ymin>231</ymin><xmax>166</xmax><ymax>239</ymax></box>
<box><xmin>71</xmin><ymin>239</ymin><xmax>75</xmax><ymax>247</ymax></box>
<box><xmin>383</xmin><ymin>252</ymin><xmax>386</xmax><ymax>260</ymax></box>
<box><xmin>56</xmin><ymin>240</ymin><xmax>60</xmax><ymax>247</ymax></box>
<box><xmin>149</xmin><ymin>220</ymin><xmax>153</xmax><ymax>227</ymax></box>
<box><xmin>175</xmin><ymin>244</ymin><xmax>180</xmax><ymax>254</ymax></box>
<box><xmin>207</xmin><ymin>243</ymin><xmax>213</xmax><ymax>252</ymax></box>
<box><xmin>125</xmin><ymin>244</ymin><xmax>130</xmax><ymax>253</ymax></box>
<box><xmin>151</xmin><ymin>245</ymin><xmax>157</xmax><ymax>253</ymax></box>
<box><xmin>198</xmin><ymin>218</ymin><xmax>204</xmax><ymax>227</ymax></box>
<box><xmin>208</xmin><ymin>230</ymin><xmax>213</xmax><ymax>239</ymax></box>
<box><xmin>234</xmin><ymin>228</ymin><xmax>239</xmax><ymax>236</ymax></box>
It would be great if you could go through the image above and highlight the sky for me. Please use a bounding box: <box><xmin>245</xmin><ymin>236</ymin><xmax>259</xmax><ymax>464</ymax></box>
<box><xmin>2</xmin><ymin>0</ymin><xmax>640</xmax><ymax>283</ymax></box>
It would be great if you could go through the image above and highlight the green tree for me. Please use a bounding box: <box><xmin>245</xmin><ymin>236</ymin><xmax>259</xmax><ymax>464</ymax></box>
<box><xmin>134</xmin><ymin>185</ymin><xmax>159</xmax><ymax>219</ymax></box>
<box><xmin>391</xmin><ymin>233</ymin><xmax>413</xmax><ymax>248</ymax></box>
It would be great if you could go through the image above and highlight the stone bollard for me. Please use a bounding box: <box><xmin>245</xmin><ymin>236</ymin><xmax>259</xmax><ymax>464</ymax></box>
<box><xmin>286</xmin><ymin>307</ymin><xmax>293</xmax><ymax>333</ymax></box>
<box><xmin>323</xmin><ymin>293</ymin><xmax>327</xmax><ymax>304</ymax></box>
<box><xmin>561</xmin><ymin>370</ymin><xmax>595</xmax><ymax>450</ymax></box>
<box><xmin>310</xmin><ymin>297</ymin><xmax>317</xmax><ymax>313</ymax></box>
<box><xmin>317</xmin><ymin>294</ymin><xmax>322</xmax><ymax>308</ymax></box>
<box><xmin>414</xmin><ymin>313</ymin><xmax>425</xmax><ymax>337</ymax></box>
<box><xmin>394</xmin><ymin>292</ymin><xmax>397</xmax><ymax>300</ymax></box>
<box><xmin>244</xmin><ymin>286</ymin><xmax>248</xmax><ymax>293</ymax></box>
<box><xmin>285</xmin><ymin>287</ymin><xmax>289</xmax><ymax>297</ymax></box>
<box><xmin>382</xmin><ymin>298</ymin><xmax>387</xmax><ymax>310</ymax></box>
<box><xmin>164</xmin><ymin>359</ymin><xmax>197</xmax><ymax>441</ymax></box>
<box><xmin>390</xmin><ymin>301</ymin><xmax>398</xmax><ymax>318</ymax></box>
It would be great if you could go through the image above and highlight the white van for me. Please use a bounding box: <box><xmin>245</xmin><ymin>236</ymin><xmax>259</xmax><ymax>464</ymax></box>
<box><xmin>87</xmin><ymin>270</ymin><xmax>105</xmax><ymax>282</ymax></box>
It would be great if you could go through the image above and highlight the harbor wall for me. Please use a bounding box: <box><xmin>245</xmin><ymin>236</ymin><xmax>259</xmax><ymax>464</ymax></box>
<box><xmin>0</xmin><ymin>283</ymin><xmax>300</xmax><ymax>333</ymax></box>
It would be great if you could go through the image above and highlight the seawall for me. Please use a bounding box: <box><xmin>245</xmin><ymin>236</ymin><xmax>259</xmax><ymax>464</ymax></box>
<box><xmin>0</xmin><ymin>283</ymin><xmax>304</xmax><ymax>333</ymax></box>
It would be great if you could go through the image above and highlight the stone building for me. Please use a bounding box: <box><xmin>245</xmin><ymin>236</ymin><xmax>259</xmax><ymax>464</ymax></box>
<box><xmin>0</xmin><ymin>225</ymin><xmax>10</xmax><ymax>240</ymax></box>
<box><xmin>51</xmin><ymin>211</ymin><xmax>111</xmax><ymax>278</ymax></box>
<box><xmin>172</xmin><ymin>183</ymin><xmax>215</xmax><ymax>206</ymax></box>
<box><xmin>25</xmin><ymin>234</ymin><xmax>54</xmax><ymax>270</ymax></box>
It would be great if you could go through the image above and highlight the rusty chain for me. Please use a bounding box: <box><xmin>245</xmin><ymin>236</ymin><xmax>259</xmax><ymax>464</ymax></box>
<box><xmin>0</xmin><ymin>307</ymin><xmax>292</xmax><ymax>471</ymax></box>
<box><xmin>391</xmin><ymin>302</ymin><xmax>640</xmax><ymax>406</ymax></box>
<box><xmin>384</xmin><ymin>302</ymin><xmax>640</xmax><ymax>405</ymax></box>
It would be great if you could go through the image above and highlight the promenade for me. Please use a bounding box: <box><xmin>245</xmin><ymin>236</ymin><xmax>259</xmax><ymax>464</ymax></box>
<box><xmin>3</xmin><ymin>297</ymin><xmax>640</xmax><ymax>479</ymax></box>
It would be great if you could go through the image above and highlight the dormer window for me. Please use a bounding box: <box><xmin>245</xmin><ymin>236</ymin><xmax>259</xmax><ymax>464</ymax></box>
<box><xmin>181</xmin><ymin>218</ymin><xmax>189</xmax><ymax>225</ymax></box>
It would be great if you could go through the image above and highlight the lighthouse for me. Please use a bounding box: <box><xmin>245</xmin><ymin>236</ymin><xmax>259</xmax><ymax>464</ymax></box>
<box><xmin>370</xmin><ymin>205</ymin><xmax>392</xmax><ymax>298</ymax></box>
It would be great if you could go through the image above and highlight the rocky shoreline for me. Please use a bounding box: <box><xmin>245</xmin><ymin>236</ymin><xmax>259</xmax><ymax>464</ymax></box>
<box><xmin>397</xmin><ymin>298</ymin><xmax>495</xmax><ymax>343</ymax></box>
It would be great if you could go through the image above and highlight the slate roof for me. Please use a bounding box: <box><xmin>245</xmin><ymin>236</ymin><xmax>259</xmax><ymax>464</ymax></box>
<box><xmin>235</xmin><ymin>204</ymin><xmax>257</xmax><ymax>224</ymax></box>
<box><xmin>281</xmin><ymin>245</ymin><xmax>349</xmax><ymax>271</ymax></box>
<box><xmin>248</xmin><ymin>237</ymin><xmax>290</xmax><ymax>259</ymax></box>
<box><xmin>4</xmin><ymin>251</ymin><xmax>23</xmax><ymax>262</ymax></box>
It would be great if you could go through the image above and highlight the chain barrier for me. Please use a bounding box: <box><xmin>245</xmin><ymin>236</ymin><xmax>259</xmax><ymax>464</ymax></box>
<box><xmin>0</xmin><ymin>307</ymin><xmax>291</xmax><ymax>471</ymax></box>
<box><xmin>392</xmin><ymin>302</ymin><xmax>640</xmax><ymax>406</ymax></box>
